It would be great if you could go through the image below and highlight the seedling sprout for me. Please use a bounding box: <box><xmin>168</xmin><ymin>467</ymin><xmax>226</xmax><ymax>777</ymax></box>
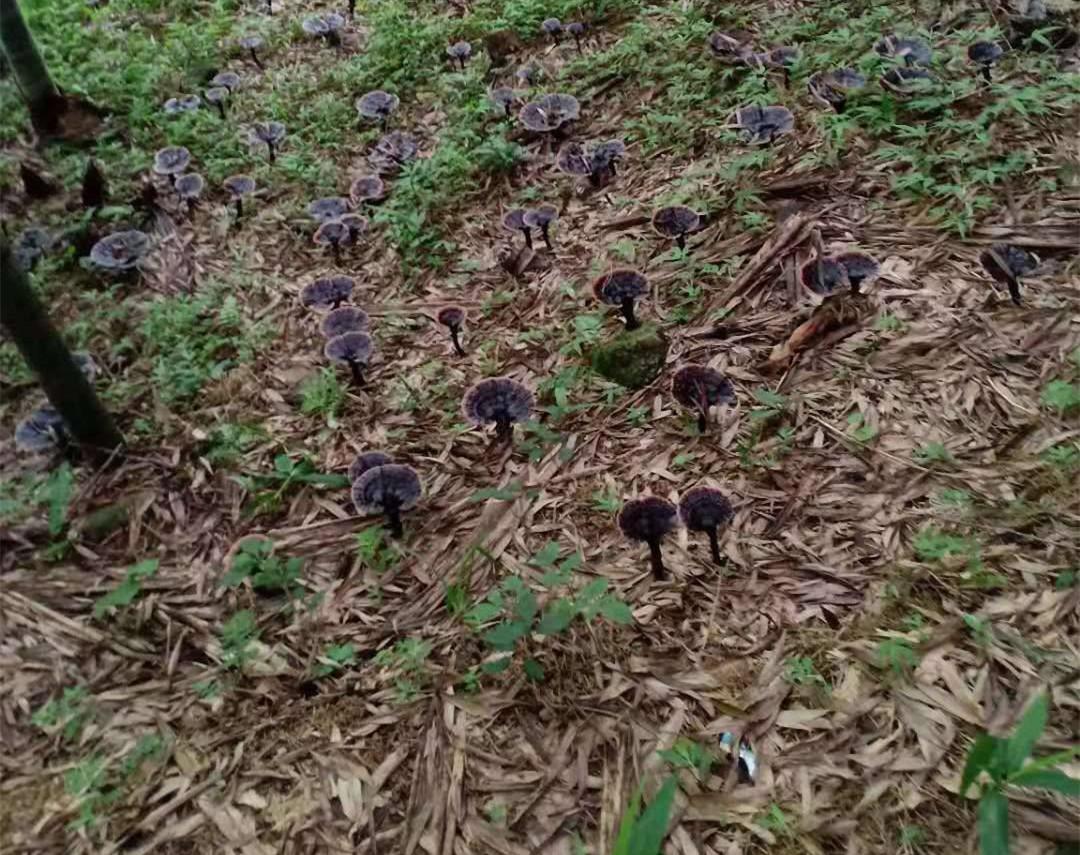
<box><xmin>618</xmin><ymin>496</ymin><xmax>679</xmax><ymax>580</ymax></box>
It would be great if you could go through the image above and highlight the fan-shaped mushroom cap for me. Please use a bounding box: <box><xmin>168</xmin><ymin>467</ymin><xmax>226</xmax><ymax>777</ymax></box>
<box><xmin>301</xmin><ymin>275</ymin><xmax>355</xmax><ymax>310</ymax></box>
<box><xmin>356</xmin><ymin>90</ymin><xmax>400</xmax><ymax>121</ymax></box>
<box><xmin>369</xmin><ymin>131</ymin><xmax>418</xmax><ymax>174</ymax></box>
<box><xmin>708</xmin><ymin>30</ymin><xmax>751</xmax><ymax>63</ymax></box>
<box><xmin>252</xmin><ymin>121</ymin><xmax>286</xmax><ymax>143</ymax></box>
<box><xmin>875</xmin><ymin>35</ymin><xmax>932</xmax><ymax>66</ymax></box>
<box><xmin>303</xmin><ymin>15</ymin><xmax>330</xmax><ymax>35</ymax></box>
<box><xmin>338</xmin><ymin>213</ymin><xmax>369</xmax><ymax>236</ymax></box>
<box><xmin>807</xmin><ymin>68</ymin><xmax>866</xmax><ymax>109</ymax></box>
<box><xmin>239</xmin><ymin>34</ymin><xmax>264</xmax><ymax>50</ymax></box>
<box><xmin>520</xmin><ymin>93</ymin><xmax>579</xmax><ymax>131</ymax></box>
<box><xmin>542</xmin><ymin>17</ymin><xmax>562</xmax><ymax>35</ymax></box>
<box><xmin>13</xmin><ymin>227</ymin><xmax>53</xmax><ymax>270</ymax></box>
<box><xmin>679</xmin><ymin>486</ymin><xmax>734</xmax><ymax>532</ymax></box>
<box><xmin>15</xmin><ymin>406</ymin><xmax>65</xmax><ymax>453</ymax></box>
<box><xmin>88</xmin><ymin>230</ymin><xmax>151</xmax><ymax>271</ymax></box>
<box><xmin>153</xmin><ymin>146</ymin><xmax>191</xmax><ymax>176</ymax></box>
<box><xmin>618</xmin><ymin>496</ymin><xmax>679</xmax><ymax>542</ymax></box>
<box><xmin>555</xmin><ymin>142</ymin><xmax>591</xmax><ymax>175</ymax></box>
<box><xmin>164</xmin><ymin>94</ymin><xmax>201</xmax><ymax>114</ymax></box>
<box><xmin>223</xmin><ymin>174</ymin><xmax>256</xmax><ymax>196</ymax></box>
<box><xmin>592</xmin><ymin>139</ymin><xmax>626</xmax><ymax>165</ymax></box>
<box><xmin>523</xmin><ymin>204</ymin><xmax>558</xmax><ymax>230</ymax></box>
<box><xmin>968</xmin><ymin>40</ymin><xmax>1004</xmax><ymax>65</ymax></box>
<box><xmin>324</xmin><ymin>331</ymin><xmax>374</xmax><ymax>365</ymax></box>
<box><xmin>175</xmin><ymin>173</ymin><xmax>204</xmax><ymax>200</ymax></box>
<box><xmin>880</xmin><ymin>66</ymin><xmax>934</xmax><ymax>94</ymax></box>
<box><xmin>981</xmin><ymin>243</ymin><xmax>1039</xmax><ymax>280</ymax></box>
<box><xmin>489</xmin><ymin>87</ymin><xmax>519</xmax><ymax>114</ymax></box>
<box><xmin>835</xmin><ymin>251</ymin><xmax>881</xmax><ymax>289</ymax></box>
<box><xmin>349</xmin><ymin>174</ymin><xmax>386</xmax><ymax>204</ymax></box>
<box><xmin>593</xmin><ymin>269</ymin><xmax>649</xmax><ymax>305</ymax></box>
<box><xmin>313</xmin><ymin>220</ymin><xmax>355</xmax><ymax>249</ymax></box>
<box><xmin>462</xmin><ymin>376</ymin><xmax>534</xmax><ymax>428</ymax></box>
<box><xmin>501</xmin><ymin>208</ymin><xmax>530</xmax><ymax>232</ymax></box>
<box><xmin>211</xmin><ymin>71</ymin><xmax>241</xmax><ymax>91</ymax></box>
<box><xmin>515</xmin><ymin>63</ymin><xmax>541</xmax><ymax>84</ymax></box>
<box><xmin>308</xmin><ymin>197</ymin><xmax>350</xmax><ymax>222</ymax></box>
<box><xmin>731</xmin><ymin>105</ymin><xmax>795</xmax><ymax>144</ymax></box>
<box><xmin>799</xmin><ymin>256</ymin><xmax>848</xmax><ymax>294</ymax></box>
<box><xmin>437</xmin><ymin>306</ymin><xmax>465</xmax><ymax>328</ymax></box>
<box><xmin>652</xmin><ymin>206</ymin><xmax>701</xmax><ymax>238</ymax></box>
<box><xmin>671</xmin><ymin>365</ymin><xmax>736</xmax><ymax>410</ymax></box>
<box><xmin>351</xmin><ymin>463</ymin><xmax>422</xmax><ymax>514</ymax></box>
<box><xmin>321</xmin><ymin>306</ymin><xmax>369</xmax><ymax>338</ymax></box>
<box><xmin>348</xmin><ymin>450</ymin><xmax>394</xmax><ymax>483</ymax></box>
<box><xmin>761</xmin><ymin>45</ymin><xmax>799</xmax><ymax>68</ymax></box>
<box><xmin>566</xmin><ymin>21</ymin><xmax>586</xmax><ymax>37</ymax></box>
<box><xmin>447</xmin><ymin>40</ymin><xmax>472</xmax><ymax>60</ymax></box>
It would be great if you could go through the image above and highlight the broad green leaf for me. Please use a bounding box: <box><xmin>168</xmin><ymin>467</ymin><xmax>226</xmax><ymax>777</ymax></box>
<box><xmin>611</xmin><ymin>785</ymin><xmax>644</xmax><ymax>855</ymax></box>
<box><xmin>539</xmin><ymin>567</ymin><xmax>573</xmax><ymax>588</ymax></box>
<box><xmin>513</xmin><ymin>588</ymin><xmax>538</xmax><ymax>624</ymax></box>
<box><xmin>599</xmin><ymin>597</ymin><xmax>634</xmax><ymax>625</ymax></box>
<box><xmin>961</xmin><ymin>734</ymin><xmax>1000</xmax><ymax>796</ymax></box>
<box><xmin>559</xmin><ymin>552</ymin><xmax>583</xmax><ymax>573</ymax></box>
<box><xmin>464</xmin><ymin>601</ymin><xmax>501</xmax><ymax>626</ymax></box>
<box><xmin>629</xmin><ymin>777</ymin><xmax>678</xmax><ymax>855</ymax></box>
<box><xmin>529</xmin><ymin>541</ymin><xmax>561</xmax><ymax>568</ymax></box>
<box><xmin>977</xmin><ymin>789</ymin><xmax>1009</xmax><ymax>855</ymax></box>
<box><xmin>1006</xmin><ymin>693</ymin><xmax>1048</xmax><ymax>775</ymax></box>
<box><xmin>482</xmin><ymin>620</ymin><xmax>529</xmax><ymax>651</ymax></box>
<box><xmin>469</xmin><ymin>482</ymin><xmax>522</xmax><ymax>502</ymax></box>
<box><xmin>536</xmin><ymin>599</ymin><xmax>575</xmax><ymax>636</ymax></box>
<box><xmin>481</xmin><ymin>655</ymin><xmax>512</xmax><ymax>674</ymax></box>
<box><xmin>1010</xmin><ymin>768</ymin><xmax>1080</xmax><ymax>797</ymax></box>
<box><xmin>523</xmin><ymin>658</ymin><xmax>545</xmax><ymax>681</ymax></box>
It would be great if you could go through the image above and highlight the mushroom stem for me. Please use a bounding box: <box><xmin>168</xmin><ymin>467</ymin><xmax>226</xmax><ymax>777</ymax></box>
<box><xmin>384</xmin><ymin>501</ymin><xmax>403</xmax><ymax>538</ymax></box>
<box><xmin>331</xmin><ymin>241</ymin><xmax>340</xmax><ymax>263</ymax></box>
<box><xmin>521</xmin><ymin>227</ymin><xmax>532</xmax><ymax>249</ymax></box>
<box><xmin>697</xmin><ymin>409</ymin><xmax>708</xmax><ymax>434</ymax></box>
<box><xmin>347</xmin><ymin>359</ymin><xmax>366</xmax><ymax>387</ymax></box>
<box><xmin>449</xmin><ymin>326</ymin><xmax>466</xmax><ymax>357</ymax></box>
<box><xmin>458</xmin><ymin>57</ymin><xmax>466</xmax><ymax>71</ymax></box>
<box><xmin>267</xmin><ymin>142</ymin><xmax>276</xmax><ymax>163</ymax></box>
<box><xmin>620</xmin><ymin>297</ymin><xmax>639</xmax><ymax>331</ymax></box>
<box><xmin>348</xmin><ymin>0</ymin><xmax>355</xmax><ymax>16</ymax></box>
<box><xmin>495</xmin><ymin>415</ymin><xmax>512</xmax><ymax>443</ymax></box>
<box><xmin>234</xmin><ymin>198</ymin><xmax>243</xmax><ymax>218</ymax></box>
<box><xmin>215</xmin><ymin>100</ymin><xmax>226</xmax><ymax>120</ymax></box>
<box><xmin>647</xmin><ymin>538</ymin><xmax>666</xmax><ymax>580</ymax></box>
<box><xmin>676</xmin><ymin>233</ymin><xmax>686</xmax><ymax>251</ymax></box>
<box><xmin>706</xmin><ymin>528</ymin><xmax>722</xmax><ymax>565</ymax></box>
<box><xmin>266</xmin><ymin>0</ymin><xmax>272</xmax><ymax>13</ymax></box>
<box><xmin>573</xmin><ymin>34</ymin><xmax>582</xmax><ymax>53</ymax></box>
<box><xmin>980</xmin><ymin>64</ymin><xmax>991</xmax><ymax>83</ymax></box>
<box><xmin>540</xmin><ymin>224</ymin><xmax>553</xmax><ymax>251</ymax></box>
<box><xmin>249</xmin><ymin>49</ymin><xmax>264</xmax><ymax>69</ymax></box>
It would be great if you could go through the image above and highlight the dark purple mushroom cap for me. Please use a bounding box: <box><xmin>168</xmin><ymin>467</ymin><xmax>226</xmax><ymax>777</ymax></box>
<box><xmin>799</xmin><ymin>256</ymin><xmax>849</xmax><ymax>294</ymax></box>
<box><xmin>239</xmin><ymin>34</ymin><xmax>264</xmax><ymax>50</ymax></box>
<box><xmin>437</xmin><ymin>305</ymin><xmax>465</xmax><ymax>328</ymax></box>
<box><xmin>14</xmin><ymin>406</ymin><xmax>65</xmax><ymax>453</ymax></box>
<box><xmin>566</xmin><ymin>21</ymin><xmax>586</xmax><ymax>36</ymax></box>
<box><xmin>523</xmin><ymin>204</ymin><xmax>558</xmax><ymax>229</ymax></box>
<box><xmin>489</xmin><ymin>87</ymin><xmax>519</xmax><ymax>113</ymax></box>
<box><xmin>313</xmin><ymin>220</ymin><xmax>354</xmax><ymax>249</ymax></box>
<box><xmin>324</xmin><ymin>12</ymin><xmax>345</xmax><ymax>31</ymax></box>
<box><xmin>880</xmin><ymin>66</ymin><xmax>934</xmax><ymax>94</ymax></box>
<box><xmin>252</xmin><ymin>121</ymin><xmax>286</xmax><ymax>144</ymax></box>
<box><xmin>223</xmin><ymin>174</ymin><xmax>256</xmax><ymax>197</ymax></box>
<box><xmin>13</xmin><ymin>226</ymin><xmax>53</xmax><ymax>270</ymax></box>
<box><xmin>835</xmin><ymin>252</ymin><xmax>881</xmax><ymax>288</ymax></box>
<box><xmin>593</xmin><ymin>269</ymin><xmax>649</xmax><ymax>305</ymax></box>
<box><xmin>88</xmin><ymin>230</ymin><xmax>151</xmax><ymax>271</ymax></box>
<box><xmin>348</xmin><ymin>450</ymin><xmax>394</xmax><ymax>483</ymax></box>
<box><xmin>556</xmin><ymin>142</ymin><xmax>591</xmax><ymax>175</ymax></box>
<box><xmin>447</xmin><ymin>40</ymin><xmax>472</xmax><ymax>59</ymax></box>
<box><xmin>308</xmin><ymin>197</ymin><xmax>350</xmax><ymax>222</ymax></box>
<box><xmin>671</xmin><ymin>365</ymin><xmax>736</xmax><ymax>410</ymax></box>
<box><xmin>542</xmin><ymin>17</ymin><xmax>562</xmax><ymax>35</ymax></box>
<box><xmin>515</xmin><ymin>63</ymin><xmax>541</xmax><ymax>85</ymax></box>
<box><xmin>175</xmin><ymin>173</ymin><xmax>204</xmax><ymax>201</ymax></box>
<box><xmin>462</xmin><ymin>376</ymin><xmax>534</xmax><ymax>428</ymax></box>
<box><xmin>762</xmin><ymin>45</ymin><xmax>799</xmax><ymax>68</ymax></box>
<box><xmin>204</xmin><ymin>86</ymin><xmax>230</xmax><ymax>107</ymax></box>
<box><xmin>520</xmin><ymin>93</ymin><xmax>579</xmax><ymax>131</ymax></box>
<box><xmin>153</xmin><ymin>146</ymin><xmax>191</xmax><ymax>176</ymax></box>
<box><xmin>968</xmin><ymin>41</ymin><xmax>1004</xmax><ymax>65</ymax></box>
<box><xmin>708</xmin><ymin>30</ymin><xmax>751</xmax><ymax>62</ymax></box>
<box><xmin>301</xmin><ymin>275</ymin><xmax>355</xmax><ymax>310</ymax></box>
<box><xmin>211</xmin><ymin>71</ymin><xmax>241</xmax><ymax>91</ymax></box>
<box><xmin>356</xmin><ymin>90</ymin><xmax>400</xmax><ymax>121</ymax></box>
<box><xmin>369</xmin><ymin>131</ymin><xmax>418</xmax><ymax>174</ymax></box>
<box><xmin>502</xmin><ymin>208</ymin><xmax>530</xmax><ymax>232</ymax></box>
<box><xmin>302</xmin><ymin>15</ymin><xmax>330</xmax><ymax>35</ymax></box>
<box><xmin>164</xmin><ymin>94</ymin><xmax>201</xmax><ymax>114</ymax></box>
<box><xmin>875</xmin><ymin>35</ymin><xmax>932</xmax><ymax>66</ymax></box>
<box><xmin>807</xmin><ymin>68</ymin><xmax>866</xmax><ymax>108</ymax></box>
<box><xmin>618</xmin><ymin>496</ymin><xmax>679</xmax><ymax>543</ymax></box>
<box><xmin>351</xmin><ymin>463</ymin><xmax>422</xmax><ymax>515</ymax></box>
<box><xmin>349</xmin><ymin>174</ymin><xmax>386</xmax><ymax>204</ymax></box>
<box><xmin>732</xmin><ymin>105</ymin><xmax>795</xmax><ymax>144</ymax></box>
<box><xmin>679</xmin><ymin>486</ymin><xmax>733</xmax><ymax>532</ymax></box>
<box><xmin>592</xmin><ymin>139</ymin><xmax>626</xmax><ymax>164</ymax></box>
<box><xmin>981</xmin><ymin>244</ymin><xmax>1039</xmax><ymax>281</ymax></box>
<box><xmin>324</xmin><ymin>331</ymin><xmax>374</xmax><ymax>366</ymax></box>
<box><xmin>652</xmin><ymin>206</ymin><xmax>701</xmax><ymax>239</ymax></box>
<box><xmin>321</xmin><ymin>306</ymin><xmax>370</xmax><ymax>338</ymax></box>
<box><xmin>338</xmin><ymin>213</ymin><xmax>369</xmax><ymax>236</ymax></box>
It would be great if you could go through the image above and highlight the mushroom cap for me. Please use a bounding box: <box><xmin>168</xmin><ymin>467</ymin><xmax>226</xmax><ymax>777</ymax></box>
<box><xmin>252</xmin><ymin>121</ymin><xmax>286</xmax><ymax>143</ymax></box>
<box><xmin>566</xmin><ymin>21</ymin><xmax>586</xmax><ymax>35</ymax></box>
<box><xmin>489</xmin><ymin>87</ymin><xmax>519</xmax><ymax>112</ymax></box>
<box><xmin>807</xmin><ymin>68</ymin><xmax>866</xmax><ymax>107</ymax></box>
<box><xmin>593</xmin><ymin>269</ymin><xmax>649</xmax><ymax>305</ymax></box>
<box><xmin>204</xmin><ymin>86</ymin><xmax>230</xmax><ymax>105</ymax></box>
<box><xmin>799</xmin><ymin>256</ymin><xmax>849</xmax><ymax>294</ymax></box>
<box><xmin>437</xmin><ymin>305</ymin><xmax>465</xmax><ymax>328</ymax></box>
<box><xmin>14</xmin><ymin>406</ymin><xmax>65</xmax><ymax>453</ymax></box>
<box><xmin>321</xmin><ymin>306</ymin><xmax>370</xmax><ymax>338</ymax></box>
<box><xmin>153</xmin><ymin>146</ymin><xmax>191</xmax><ymax>176</ymax></box>
<box><xmin>211</xmin><ymin>70</ymin><xmax>241</xmax><ymax>90</ymax></box>
<box><xmin>349</xmin><ymin>174</ymin><xmax>386</xmax><ymax>204</ymax></box>
<box><xmin>356</xmin><ymin>90</ymin><xmax>400</xmax><ymax>120</ymax></box>
<box><xmin>671</xmin><ymin>365</ymin><xmax>736</xmax><ymax>410</ymax></box>
<box><xmin>313</xmin><ymin>220</ymin><xmax>355</xmax><ymax>248</ymax></box>
<box><xmin>462</xmin><ymin>376</ymin><xmax>534</xmax><ymax>427</ymax></box>
<box><xmin>175</xmin><ymin>173</ymin><xmax>205</xmax><ymax>200</ymax></box>
<box><xmin>968</xmin><ymin>40</ymin><xmax>1004</xmax><ymax>64</ymax></box>
<box><xmin>13</xmin><ymin>226</ymin><xmax>53</xmax><ymax>270</ymax></box>
<box><xmin>239</xmin><ymin>34</ymin><xmax>264</xmax><ymax>49</ymax></box>
<box><xmin>519</xmin><ymin>93</ymin><xmax>579</xmax><ymax>131</ymax></box>
<box><xmin>981</xmin><ymin>243</ymin><xmax>1039</xmax><ymax>281</ymax></box>
<box><xmin>679</xmin><ymin>486</ymin><xmax>734</xmax><ymax>532</ymax></box>
<box><xmin>762</xmin><ymin>45</ymin><xmax>799</xmax><ymax>68</ymax></box>
<box><xmin>351</xmin><ymin>463</ymin><xmax>422</xmax><ymax>515</ymax></box>
<box><xmin>523</xmin><ymin>204</ymin><xmax>558</xmax><ymax>229</ymax></box>
<box><xmin>223</xmin><ymin>174</ymin><xmax>256</xmax><ymax>196</ymax></box>
<box><xmin>515</xmin><ymin>63</ymin><xmax>541</xmax><ymax>84</ymax></box>
<box><xmin>338</xmin><ymin>212</ymin><xmax>369</xmax><ymax>235</ymax></box>
<box><xmin>875</xmin><ymin>35</ymin><xmax>933</xmax><ymax>66</ymax></box>
<box><xmin>348</xmin><ymin>450</ymin><xmax>394</xmax><ymax>483</ymax></box>
<box><xmin>708</xmin><ymin>30</ymin><xmax>751</xmax><ymax>62</ymax></box>
<box><xmin>88</xmin><ymin>230</ymin><xmax>151</xmax><ymax>270</ymax></box>
<box><xmin>652</xmin><ymin>205</ymin><xmax>701</xmax><ymax>238</ymax></box>
<box><xmin>301</xmin><ymin>275</ymin><xmax>355</xmax><ymax>310</ymax></box>
<box><xmin>302</xmin><ymin>15</ymin><xmax>330</xmax><ymax>35</ymax></box>
<box><xmin>324</xmin><ymin>12</ymin><xmax>345</xmax><ymax>31</ymax></box>
<box><xmin>592</xmin><ymin>138</ymin><xmax>626</xmax><ymax>165</ymax></box>
<box><xmin>880</xmin><ymin>66</ymin><xmax>934</xmax><ymax>94</ymax></box>
<box><xmin>308</xmin><ymin>197</ymin><xmax>350</xmax><ymax>222</ymax></box>
<box><xmin>447</xmin><ymin>40</ymin><xmax>472</xmax><ymax>59</ymax></box>
<box><xmin>324</xmin><ymin>330</ymin><xmax>374</xmax><ymax>365</ymax></box>
<box><xmin>618</xmin><ymin>496</ymin><xmax>679</xmax><ymax>543</ymax></box>
<box><xmin>369</xmin><ymin>131</ymin><xmax>419</xmax><ymax>174</ymax></box>
<box><xmin>731</xmin><ymin>104</ymin><xmax>795</xmax><ymax>144</ymax></box>
<box><xmin>555</xmin><ymin>142</ymin><xmax>591</xmax><ymax>175</ymax></box>
<box><xmin>501</xmin><ymin>208</ymin><xmax>530</xmax><ymax>232</ymax></box>
<box><xmin>542</xmin><ymin>17</ymin><xmax>562</xmax><ymax>34</ymax></box>
<box><xmin>835</xmin><ymin>251</ymin><xmax>881</xmax><ymax>288</ymax></box>
<box><xmin>164</xmin><ymin>94</ymin><xmax>201</xmax><ymax>113</ymax></box>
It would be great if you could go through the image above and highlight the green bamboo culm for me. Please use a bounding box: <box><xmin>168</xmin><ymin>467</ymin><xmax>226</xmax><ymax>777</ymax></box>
<box><xmin>0</xmin><ymin>0</ymin><xmax>60</xmax><ymax>130</ymax></box>
<box><xmin>1</xmin><ymin>240</ymin><xmax>125</xmax><ymax>457</ymax></box>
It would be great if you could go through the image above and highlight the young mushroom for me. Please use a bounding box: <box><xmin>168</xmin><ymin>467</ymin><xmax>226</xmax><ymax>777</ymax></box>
<box><xmin>15</xmin><ymin>406</ymin><xmax>66</xmax><ymax>454</ymax></box>
<box><xmin>163</xmin><ymin>94</ymin><xmax>201</xmax><ymax>114</ymax></box>
<box><xmin>557</xmin><ymin>140</ymin><xmax>623</xmax><ymax>187</ymax></box>
<box><xmin>300</xmin><ymin>275</ymin><xmax>355</xmax><ymax>310</ymax></box>
<box><xmin>87</xmin><ymin>230</ymin><xmax>151</xmax><ymax>275</ymax></box>
<box><xmin>542</xmin><ymin>18</ymin><xmax>563</xmax><ymax>43</ymax></box>
<box><xmin>880</xmin><ymin>66</ymin><xmax>934</xmax><ymax>95</ymax></box>
<box><xmin>566</xmin><ymin>21</ymin><xmax>587</xmax><ymax>52</ymax></box>
<box><xmin>153</xmin><ymin>146</ymin><xmax>191</xmax><ymax>184</ymax></box>
<box><xmin>968</xmin><ymin>41</ymin><xmax>1004</xmax><ymax>81</ymax></box>
<box><xmin>313</xmin><ymin>219</ymin><xmax>355</xmax><ymax>261</ymax></box>
<box><xmin>502</xmin><ymin>208</ymin><xmax>533</xmax><ymax>249</ymax></box>
<box><xmin>369</xmin><ymin>131</ymin><xmax>418</xmax><ymax>175</ymax></box>
<box><xmin>489</xmin><ymin>87</ymin><xmax>519</xmax><ymax>118</ymax></box>
<box><xmin>518</xmin><ymin>93</ymin><xmax>580</xmax><ymax>135</ymax></box>
<box><xmin>321</xmin><ymin>306</ymin><xmax>369</xmax><ymax>338</ymax></box>
<box><xmin>755</xmin><ymin>45</ymin><xmax>799</xmax><ymax>85</ymax></box>
<box><xmin>593</xmin><ymin>269</ymin><xmax>649</xmax><ymax>331</ymax></box>
<box><xmin>204</xmin><ymin>86</ymin><xmax>230</xmax><ymax>119</ymax></box>
<box><xmin>351</xmin><ymin>463</ymin><xmax>422</xmax><ymax>538</ymax></box>
<box><xmin>618</xmin><ymin>496</ymin><xmax>679</xmax><ymax>580</ymax></box>
<box><xmin>348</xmin><ymin>450</ymin><xmax>394</xmax><ymax>482</ymax></box>
<box><xmin>308</xmin><ymin>197</ymin><xmax>350</xmax><ymax>223</ymax></box>
<box><xmin>731</xmin><ymin>105</ymin><xmax>794</xmax><ymax>145</ymax></box>
<box><xmin>356</xmin><ymin>90</ymin><xmax>400</xmax><ymax>129</ymax></box>
<box><xmin>708</xmin><ymin>30</ymin><xmax>752</xmax><ymax>64</ymax></box>
<box><xmin>807</xmin><ymin>68</ymin><xmax>866</xmax><ymax>113</ymax></box>
<box><xmin>447</xmin><ymin>41</ymin><xmax>472</xmax><ymax>69</ymax></box>
<box><xmin>211</xmin><ymin>70</ymin><xmax>241</xmax><ymax>92</ymax></box>
<box><xmin>799</xmin><ymin>255</ymin><xmax>849</xmax><ymax>295</ymax></box>
<box><xmin>338</xmin><ymin>213</ymin><xmax>369</xmax><ymax>241</ymax></box>
<box><xmin>324</xmin><ymin>330</ymin><xmax>374</xmax><ymax>386</ymax></box>
<box><xmin>875</xmin><ymin>35</ymin><xmax>932</xmax><ymax>67</ymax></box>
<box><xmin>239</xmin><ymin>35</ymin><xmax>265</xmax><ymax>69</ymax></box>
<box><xmin>436</xmin><ymin>305</ymin><xmax>466</xmax><ymax>357</ymax></box>
<box><xmin>462</xmin><ymin>376</ymin><xmax>534</xmax><ymax>443</ymax></box>
<box><xmin>523</xmin><ymin>204</ymin><xmax>558</xmax><ymax>250</ymax></box>
<box><xmin>980</xmin><ymin>243</ymin><xmax>1038</xmax><ymax>305</ymax></box>
<box><xmin>349</xmin><ymin>174</ymin><xmax>386</xmax><ymax>206</ymax></box>
<box><xmin>834</xmin><ymin>251</ymin><xmax>880</xmax><ymax>293</ymax></box>
<box><xmin>671</xmin><ymin>364</ymin><xmax>736</xmax><ymax>433</ymax></box>
<box><xmin>679</xmin><ymin>486</ymin><xmax>734</xmax><ymax>565</ymax></box>
<box><xmin>223</xmin><ymin>174</ymin><xmax>256</xmax><ymax>217</ymax></box>
<box><xmin>175</xmin><ymin>173</ymin><xmax>204</xmax><ymax>212</ymax></box>
<box><xmin>652</xmin><ymin>205</ymin><xmax>701</xmax><ymax>250</ymax></box>
<box><xmin>303</xmin><ymin>14</ymin><xmax>345</xmax><ymax>46</ymax></box>
<box><xmin>251</xmin><ymin>121</ymin><xmax>286</xmax><ymax>163</ymax></box>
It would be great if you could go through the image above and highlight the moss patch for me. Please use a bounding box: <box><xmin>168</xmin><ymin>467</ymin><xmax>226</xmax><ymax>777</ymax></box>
<box><xmin>589</xmin><ymin>323</ymin><xmax>669</xmax><ymax>389</ymax></box>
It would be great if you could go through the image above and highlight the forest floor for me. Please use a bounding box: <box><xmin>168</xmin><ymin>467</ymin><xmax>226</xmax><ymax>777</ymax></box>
<box><xmin>1</xmin><ymin>0</ymin><xmax>1079</xmax><ymax>852</ymax></box>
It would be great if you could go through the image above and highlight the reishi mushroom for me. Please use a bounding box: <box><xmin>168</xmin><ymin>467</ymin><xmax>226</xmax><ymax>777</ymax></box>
<box><xmin>618</xmin><ymin>496</ymin><xmax>679</xmax><ymax>580</ymax></box>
